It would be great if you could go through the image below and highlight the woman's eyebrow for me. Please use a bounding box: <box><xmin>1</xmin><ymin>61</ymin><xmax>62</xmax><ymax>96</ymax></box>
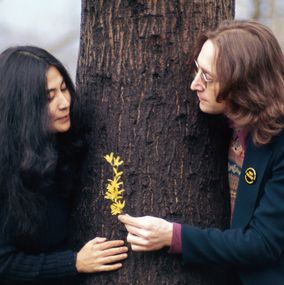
<box><xmin>47</xmin><ymin>79</ymin><xmax>65</xmax><ymax>93</ymax></box>
<box><xmin>47</xmin><ymin>87</ymin><xmax>55</xmax><ymax>93</ymax></box>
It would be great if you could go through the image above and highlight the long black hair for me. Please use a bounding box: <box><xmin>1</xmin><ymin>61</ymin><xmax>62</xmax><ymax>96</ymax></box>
<box><xmin>0</xmin><ymin>46</ymin><xmax>83</xmax><ymax>239</ymax></box>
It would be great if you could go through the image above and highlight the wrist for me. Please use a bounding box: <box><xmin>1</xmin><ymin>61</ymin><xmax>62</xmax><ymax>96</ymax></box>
<box><xmin>75</xmin><ymin>252</ymin><xmax>83</xmax><ymax>273</ymax></box>
<box><xmin>165</xmin><ymin>222</ymin><xmax>173</xmax><ymax>247</ymax></box>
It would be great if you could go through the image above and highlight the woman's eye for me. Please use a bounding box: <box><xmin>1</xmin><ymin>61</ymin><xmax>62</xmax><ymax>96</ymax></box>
<box><xmin>61</xmin><ymin>86</ymin><xmax>68</xmax><ymax>92</ymax></box>
<box><xmin>48</xmin><ymin>92</ymin><xmax>55</xmax><ymax>101</ymax></box>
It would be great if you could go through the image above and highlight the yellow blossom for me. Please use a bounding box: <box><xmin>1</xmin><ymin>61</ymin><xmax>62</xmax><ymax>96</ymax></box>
<box><xmin>105</xmin><ymin>184</ymin><xmax>125</xmax><ymax>201</ymax></box>
<box><xmin>113</xmin><ymin>167</ymin><xmax>123</xmax><ymax>177</ymax></box>
<box><xmin>113</xmin><ymin>156</ymin><xmax>123</xmax><ymax>167</ymax></box>
<box><xmin>104</xmin><ymin>152</ymin><xmax>114</xmax><ymax>165</ymax></box>
<box><xmin>111</xmin><ymin>200</ymin><xmax>125</xmax><ymax>215</ymax></box>
<box><xmin>107</xmin><ymin>177</ymin><xmax>123</xmax><ymax>189</ymax></box>
<box><xmin>104</xmin><ymin>152</ymin><xmax>126</xmax><ymax>216</ymax></box>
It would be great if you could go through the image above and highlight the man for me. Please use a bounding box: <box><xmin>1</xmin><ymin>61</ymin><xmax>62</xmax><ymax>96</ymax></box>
<box><xmin>119</xmin><ymin>20</ymin><xmax>284</xmax><ymax>285</ymax></box>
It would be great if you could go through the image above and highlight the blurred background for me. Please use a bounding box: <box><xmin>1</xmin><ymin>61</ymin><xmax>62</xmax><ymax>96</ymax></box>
<box><xmin>0</xmin><ymin>0</ymin><xmax>283</xmax><ymax>81</ymax></box>
<box><xmin>0</xmin><ymin>0</ymin><xmax>80</xmax><ymax>80</ymax></box>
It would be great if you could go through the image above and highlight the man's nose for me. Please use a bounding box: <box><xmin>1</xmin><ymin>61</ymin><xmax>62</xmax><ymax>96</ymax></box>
<box><xmin>190</xmin><ymin>72</ymin><xmax>205</xmax><ymax>91</ymax></box>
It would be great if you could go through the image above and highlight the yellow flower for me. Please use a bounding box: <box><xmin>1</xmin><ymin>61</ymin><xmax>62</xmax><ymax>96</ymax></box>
<box><xmin>113</xmin><ymin>156</ymin><xmax>123</xmax><ymax>167</ymax></box>
<box><xmin>104</xmin><ymin>152</ymin><xmax>114</xmax><ymax>165</ymax></box>
<box><xmin>107</xmin><ymin>177</ymin><xmax>123</xmax><ymax>189</ymax></box>
<box><xmin>113</xmin><ymin>167</ymin><xmax>123</xmax><ymax>177</ymax></box>
<box><xmin>111</xmin><ymin>200</ymin><xmax>125</xmax><ymax>215</ymax></box>
<box><xmin>105</xmin><ymin>191</ymin><xmax>124</xmax><ymax>201</ymax></box>
<box><xmin>104</xmin><ymin>152</ymin><xmax>126</xmax><ymax>216</ymax></box>
<box><xmin>105</xmin><ymin>184</ymin><xmax>124</xmax><ymax>201</ymax></box>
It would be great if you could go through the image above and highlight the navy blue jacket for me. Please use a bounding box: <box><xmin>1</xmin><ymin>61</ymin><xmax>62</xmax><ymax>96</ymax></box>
<box><xmin>181</xmin><ymin>130</ymin><xmax>284</xmax><ymax>285</ymax></box>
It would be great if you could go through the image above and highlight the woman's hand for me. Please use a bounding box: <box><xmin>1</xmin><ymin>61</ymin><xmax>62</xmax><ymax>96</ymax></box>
<box><xmin>118</xmin><ymin>214</ymin><xmax>173</xmax><ymax>251</ymax></box>
<box><xmin>76</xmin><ymin>237</ymin><xmax>128</xmax><ymax>273</ymax></box>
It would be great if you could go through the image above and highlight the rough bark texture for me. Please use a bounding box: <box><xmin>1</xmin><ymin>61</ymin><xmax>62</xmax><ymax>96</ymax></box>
<box><xmin>73</xmin><ymin>1</ymin><xmax>235</xmax><ymax>284</ymax></box>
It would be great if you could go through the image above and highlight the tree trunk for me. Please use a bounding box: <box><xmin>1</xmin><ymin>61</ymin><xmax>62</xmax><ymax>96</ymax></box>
<box><xmin>73</xmin><ymin>1</ymin><xmax>234</xmax><ymax>284</ymax></box>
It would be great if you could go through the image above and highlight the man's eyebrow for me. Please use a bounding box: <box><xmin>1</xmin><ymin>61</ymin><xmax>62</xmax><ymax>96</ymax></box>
<box><xmin>197</xmin><ymin>60</ymin><xmax>214</xmax><ymax>77</ymax></box>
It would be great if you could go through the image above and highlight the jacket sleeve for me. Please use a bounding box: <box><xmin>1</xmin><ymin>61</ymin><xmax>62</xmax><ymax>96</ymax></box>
<box><xmin>0</xmin><ymin>240</ymin><xmax>77</xmax><ymax>281</ymax></box>
<box><xmin>182</xmin><ymin>146</ymin><xmax>284</xmax><ymax>267</ymax></box>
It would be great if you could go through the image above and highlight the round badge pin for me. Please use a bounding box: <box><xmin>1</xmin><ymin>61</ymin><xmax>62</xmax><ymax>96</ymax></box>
<box><xmin>244</xmin><ymin>167</ymin><xmax>256</xmax><ymax>184</ymax></box>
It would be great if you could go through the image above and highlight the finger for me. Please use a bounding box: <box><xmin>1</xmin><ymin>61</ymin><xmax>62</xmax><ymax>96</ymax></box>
<box><xmin>97</xmin><ymin>263</ymin><xmax>123</xmax><ymax>272</ymax></box>
<box><xmin>95</xmin><ymin>240</ymin><xmax>125</xmax><ymax>250</ymax></box>
<box><xmin>127</xmin><ymin>233</ymin><xmax>148</xmax><ymax>247</ymax></box>
<box><xmin>85</xmin><ymin>237</ymin><xmax>107</xmax><ymax>246</ymax></box>
<box><xmin>125</xmin><ymin>224</ymin><xmax>149</xmax><ymax>238</ymax></box>
<box><xmin>93</xmin><ymin>237</ymin><xmax>107</xmax><ymax>244</ymax></box>
<box><xmin>131</xmin><ymin>244</ymin><xmax>152</xmax><ymax>252</ymax></box>
<box><xmin>101</xmin><ymin>246</ymin><xmax>128</xmax><ymax>257</ymax></box>
<box><xmin>118</xmin><ymin>214</ymin><xmax>129</xmax><ymax>219</ymax></box>
<box><xmin>101</xmin><ymin>252</ymin><xmax>128</xmax><ymax>264</ymax></box>
<box><xmin>118</xmin><ymin>214</ymin><xmax>146</xmax><ymax>228</ymax></box>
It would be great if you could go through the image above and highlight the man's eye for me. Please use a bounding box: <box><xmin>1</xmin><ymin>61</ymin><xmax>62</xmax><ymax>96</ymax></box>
<box><xmin>204</xmin><ymin>73</ymin><xmax>212</xmax><ymax>81</ymax></box>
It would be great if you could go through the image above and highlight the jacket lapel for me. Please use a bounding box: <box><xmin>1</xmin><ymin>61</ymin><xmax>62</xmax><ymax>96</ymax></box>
<box><xmin>231</xmin><ymin>137</ymin><xmax>272</xmax><ymax>229</ymax></box>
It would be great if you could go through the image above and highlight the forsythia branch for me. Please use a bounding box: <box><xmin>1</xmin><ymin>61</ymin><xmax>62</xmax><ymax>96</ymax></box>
<box><xmin>104</xmin><ymin>152</ymin><xmax>126</xmax><ymax>215</ymax></box>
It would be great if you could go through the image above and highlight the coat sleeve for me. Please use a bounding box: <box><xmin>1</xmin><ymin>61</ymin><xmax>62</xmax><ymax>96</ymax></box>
<box><xmin>182</xmin><ymin>146</ymin><xmax>284</xmax><ymax>267</ymax></box>
<box><xmin>0</xmin><ymin>240</ymin><xmax>77</xmax><ymax>281</ymax></box>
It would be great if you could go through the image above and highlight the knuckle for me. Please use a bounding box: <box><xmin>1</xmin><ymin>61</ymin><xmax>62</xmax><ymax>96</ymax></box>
<box><xmin>144</xmin><ymin>232</ymin><xmax>151</xmax><ymax>239</ymax></box>
<box><xmin>144</xmin><ymin>239</ymin><xmax>150</xmax><ymax>246</ymax></box>
<box><xmin>126</xmin><ymin>234</ymin><xmax>132</xmax><ymax>242</ymax></box>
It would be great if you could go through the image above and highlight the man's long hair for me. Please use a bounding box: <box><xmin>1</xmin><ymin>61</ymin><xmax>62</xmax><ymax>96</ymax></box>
<box><xmin>0</xmin><ymin>46</ymin><xmax>82</xmax><ymax>240</ymax></box>
<box><xmin>191</xmin><ymin>20</ymin><xmax>284</xmax><ymax>145</ymax></box>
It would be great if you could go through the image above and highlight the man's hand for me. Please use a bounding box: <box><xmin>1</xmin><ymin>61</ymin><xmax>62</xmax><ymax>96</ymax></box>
<box><xmin>118</xmin><ymin>214</ymin><xmax>173</xmax><ymax>251</ymax></box>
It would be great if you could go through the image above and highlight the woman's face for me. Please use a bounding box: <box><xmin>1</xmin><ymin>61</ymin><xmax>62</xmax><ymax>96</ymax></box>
<box><xmin>46</xmin><ymin>66</ymin><xmax>71</xmax><ymax>133</ymax></box>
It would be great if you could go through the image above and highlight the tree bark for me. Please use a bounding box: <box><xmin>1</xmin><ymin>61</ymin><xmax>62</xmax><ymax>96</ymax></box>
<box><xmin>74</xmin><ymin>1</ymin><xmax>235</xmax><ymax>284</ymax></box>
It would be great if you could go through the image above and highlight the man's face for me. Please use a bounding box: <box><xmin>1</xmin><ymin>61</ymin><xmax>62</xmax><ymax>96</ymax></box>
<box><xmin>190</xmin><ymin>40</ymin><xmax>227</xmax><ymax>115</ymax></box>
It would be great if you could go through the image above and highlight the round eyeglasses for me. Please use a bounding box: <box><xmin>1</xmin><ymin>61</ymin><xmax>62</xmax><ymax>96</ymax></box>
<box><xmin>193</xmin><ymin>60</ymin><xmax>215</xmax><ymax>87</ymax></box>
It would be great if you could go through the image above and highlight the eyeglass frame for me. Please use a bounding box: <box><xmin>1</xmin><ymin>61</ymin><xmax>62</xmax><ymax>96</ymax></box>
<box><xmin>193</xmin><ymin>60</ymin><xmax>215</xmax><ymax>87</ymax></box>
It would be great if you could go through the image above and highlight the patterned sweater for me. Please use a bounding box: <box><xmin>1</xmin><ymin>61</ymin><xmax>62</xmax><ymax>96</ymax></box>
<box><xmin>170</xmin><ymin>128</ymin><xmax>248</xmax><ymax>253</ymax></box>
<box><xmin>228</xmin><ymin>129</ymin><xmax>246</xmax><ymax>218</ymax></box>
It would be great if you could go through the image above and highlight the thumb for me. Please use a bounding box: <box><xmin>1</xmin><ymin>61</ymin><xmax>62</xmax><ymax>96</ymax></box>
<box><xmin>118</xmin><ymin>213</ymin><xmax>131</xmax><ymax>223</ymax></box>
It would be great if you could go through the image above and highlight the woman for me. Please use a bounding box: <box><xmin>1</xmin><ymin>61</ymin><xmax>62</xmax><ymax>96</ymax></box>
<box><xmin>0</xmin><ymin>46</ymin><xmax>128</xmax><ymax>284</ymax></box>
<box><xmin>119</xmin><ymin>20</ymin><xmax>284</xmax><ymax>285</ymax></box>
